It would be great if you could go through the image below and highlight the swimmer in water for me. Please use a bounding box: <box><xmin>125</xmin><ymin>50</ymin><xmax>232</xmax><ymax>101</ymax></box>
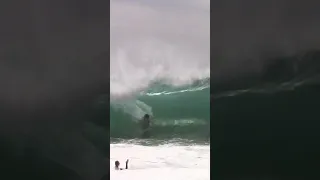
<box><xmin>141</xmin><ymin>114</ymin><xmax>151</xmax><ymax>138</ymax></box>
<box><xmin>115</xmin><ymin>159</ymin><xmax>129</xmax><ymax>170</ymax></box>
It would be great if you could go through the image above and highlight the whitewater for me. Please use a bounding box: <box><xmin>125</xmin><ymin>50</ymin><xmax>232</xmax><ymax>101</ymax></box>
<box><xmin>110</xmin><ymin>141</ymin><xmax>210</xmax><ymax>180</ymax></box>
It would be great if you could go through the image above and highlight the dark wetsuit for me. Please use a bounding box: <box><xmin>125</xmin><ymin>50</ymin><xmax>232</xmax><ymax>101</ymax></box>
<box><xmin>141</xmin><ymin>117</ymin><xmax>151</xmax><ymax>138</ymax></box>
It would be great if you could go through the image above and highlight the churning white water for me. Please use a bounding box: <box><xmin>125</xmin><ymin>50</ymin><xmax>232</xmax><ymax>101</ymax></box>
<box><xmin>110</xmin><ymin>0</ymin><xmax>210</xmax><ymax>97</ymax></box>
<box><xmin>110</xmin><ymin>143</ymin><xmax>210</xmax><ymax>180</ymax></box>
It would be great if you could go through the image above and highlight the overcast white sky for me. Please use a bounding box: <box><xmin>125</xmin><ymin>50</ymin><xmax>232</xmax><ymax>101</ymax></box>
<box><xmin>110</xmin><ymin>0</ymin><xmax>210</xmax><ymax>95</ymax></box>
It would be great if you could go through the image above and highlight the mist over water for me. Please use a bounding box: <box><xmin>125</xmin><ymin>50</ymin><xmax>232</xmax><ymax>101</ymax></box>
<box><xmin>111</xmin><ymin>0</ymin><xmax>210</xmax><ymax>97</ymax></box>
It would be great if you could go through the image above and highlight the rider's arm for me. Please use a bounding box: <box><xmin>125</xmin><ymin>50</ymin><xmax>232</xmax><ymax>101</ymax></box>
<box><xmin>119</xmin><ymin>159</ymin><xmax>129</xmax><ymax>170</ymax></box>
<box><xmin>125</xmin><ymin>159</ymin><xmax>129</xmax><ymax>169</ymax></box>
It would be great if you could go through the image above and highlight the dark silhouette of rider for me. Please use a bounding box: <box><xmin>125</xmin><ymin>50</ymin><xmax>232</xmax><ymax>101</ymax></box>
<box><xmin>141</xmin><ymin>114</ymin><xmax>151</xmax><ymax>138</ymax></box>
<box><xmin>114</xmin><ymin>159</ymin><xmax>129</xmax><ymax>170</ymax></box>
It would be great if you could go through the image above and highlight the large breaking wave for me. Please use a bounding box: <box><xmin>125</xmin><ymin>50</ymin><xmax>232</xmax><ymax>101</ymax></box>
<box><xmin>212</xmin><ymin>51</ymin><xmax>320</xmax><ymax>178</ymax></box>
<box><xmin>110</xmin><ymin>78</ymin><xmax>210</xmax><ymax>139</ymax></box>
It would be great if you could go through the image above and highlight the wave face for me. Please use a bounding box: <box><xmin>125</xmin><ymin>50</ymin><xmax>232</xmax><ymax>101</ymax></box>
<box><xmin>110</xmin><ymin>78</ymin><xmax>210</xmax><ymax>140</ymax></box>
<box><xmin>212</xmin><ymin>51</ymin><xmax>320</xmax><ymax>140</ymax></box>
<box><xmin>212</xmin><ymin>51</ymin><xmax>320</xmax><ymax>178</ymax></box>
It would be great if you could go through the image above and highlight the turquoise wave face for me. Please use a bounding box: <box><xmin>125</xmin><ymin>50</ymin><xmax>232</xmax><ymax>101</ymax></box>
<box><xmin>110</xmin><ymin>78</ymin><xmax>210</xmax><ymax>140</ymax></box>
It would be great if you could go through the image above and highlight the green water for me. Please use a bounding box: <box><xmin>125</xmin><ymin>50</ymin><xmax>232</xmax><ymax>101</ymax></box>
<box><xmin>109</xmin><ymin>78</ymin><xmax>210</xmax><ymax>140</ymax></box>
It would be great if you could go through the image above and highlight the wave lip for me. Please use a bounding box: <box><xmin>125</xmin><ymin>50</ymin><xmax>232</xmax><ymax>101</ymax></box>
<box><xmin>212</xmin><ymin>51</ymin><xmax>320</xmax><ymax>97</ymax></box>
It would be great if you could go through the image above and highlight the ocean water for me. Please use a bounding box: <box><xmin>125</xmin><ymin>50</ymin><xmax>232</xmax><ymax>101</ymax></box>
<box><xmin>110</xmin><ymin>79</ymin><xmax>210</xmax><ymax>139</ymax></box>
<box><xmin>108</xmin><ymin>79</ymin><xmax>210</xmax><ymax>180</ymax></box>
<box><xmin>212</xmin><ymin>51</ymin><xmax>320</xmax><ymax>178</ymax></box>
